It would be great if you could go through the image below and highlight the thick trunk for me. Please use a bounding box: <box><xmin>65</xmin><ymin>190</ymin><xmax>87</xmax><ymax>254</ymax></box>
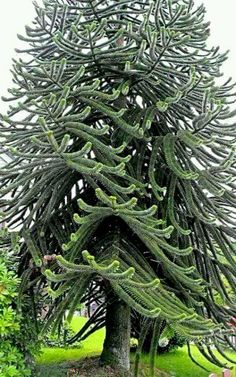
<box><xmin>100</xmin><ymin>289</ymin><xmax>131</xmax><ymax>372</ymax></box>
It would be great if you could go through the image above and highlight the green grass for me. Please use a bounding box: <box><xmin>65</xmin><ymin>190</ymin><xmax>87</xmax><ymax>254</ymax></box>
<box><xmin>36</xmin><ymin>316</ymin><xmax>105</xmax><ymax>364</ymax></box>
<box><xmin>139</xmin><ymin>347</ymin><xmax>236</xmax><ymax>377</ymax></box>
<box><xmin>37</xmin><ymin>317</ymin><xmax>236</xmax><ymax>376</ymax></box>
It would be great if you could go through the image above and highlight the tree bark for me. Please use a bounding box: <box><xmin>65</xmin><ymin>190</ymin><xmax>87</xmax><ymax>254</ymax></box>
<box><xmin>100</xmin><ymin>289</ymin><xmax>131</xmax><ymax>372</ymax></box>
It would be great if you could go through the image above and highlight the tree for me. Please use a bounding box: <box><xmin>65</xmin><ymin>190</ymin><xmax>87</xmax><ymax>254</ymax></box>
<box><xmin>1</xmin><ymin>0</ymin><xmax>236</xmax><ymax>374</ymax></box>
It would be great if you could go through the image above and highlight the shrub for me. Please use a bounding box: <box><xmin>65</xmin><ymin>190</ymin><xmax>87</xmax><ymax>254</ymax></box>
<box><xmin>0</xmin><ymin>259</ymin><xmax>31</xmax><ymax>376</ymax></box>
<box><xmin>157</xmin><ymin>325</ymin><xmax>186</xmax><ymax>354</ymax></box>
<box><xmin>0</xmin><ymin>228</ymin><xmax>39</xmax><ymax>376</ymax></box>
<box><xmin>130</xmin><ymin>337</ymin><xmax>139</xmax><ymax>351</ymax></box>
<box><xmin>158</xmin><ymin>332</ymin><xmax>186</xmax><ymax>354</ymax></box>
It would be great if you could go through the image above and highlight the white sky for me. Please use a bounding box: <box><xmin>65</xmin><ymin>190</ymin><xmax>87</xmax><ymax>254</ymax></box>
<box><xmin>0</xmin><ymin>0</ymin><xmax>235</xmax><ymax>111</ymax></box>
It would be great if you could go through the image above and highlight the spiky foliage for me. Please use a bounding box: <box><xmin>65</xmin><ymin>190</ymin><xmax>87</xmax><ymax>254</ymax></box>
<box><xmin>1</xmin><ymin>0</ymin><xmax>236</xmax><ymax>371</ymax></box>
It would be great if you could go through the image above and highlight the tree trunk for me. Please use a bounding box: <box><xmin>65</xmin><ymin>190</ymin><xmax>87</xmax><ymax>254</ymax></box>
<box><xmin>100</xmin><ymin>289</ymin><xmax>131</xmax><ymax>372</ymax></box>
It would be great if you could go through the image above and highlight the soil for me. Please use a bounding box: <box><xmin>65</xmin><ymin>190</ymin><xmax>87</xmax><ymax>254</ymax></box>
<box><xmin>47</xmin><ymin>356</ymin><xmax>171</xmax><ymax>377</ymax></box>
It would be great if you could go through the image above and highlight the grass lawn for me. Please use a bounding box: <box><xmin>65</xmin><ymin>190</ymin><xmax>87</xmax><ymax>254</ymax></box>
<box><xmin>36</xmin><ymin>317</ymin><xmax>236</xmax><ymax>377</ymax></box>
<box><xmin>37</xmin><ymin>317</ymin><xmax>105</xmax><ymax>364</ymax></box>
<box><xmin>140</xmin><ymin>348</ymin><xmax>236</xmax><ymax>377</ymax></box>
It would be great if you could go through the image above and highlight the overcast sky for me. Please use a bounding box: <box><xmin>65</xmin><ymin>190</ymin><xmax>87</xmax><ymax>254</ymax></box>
<box><xmin>0</xmin><ymin>0</ymin><xmax>235</xmax><ymax>111</ymax></box>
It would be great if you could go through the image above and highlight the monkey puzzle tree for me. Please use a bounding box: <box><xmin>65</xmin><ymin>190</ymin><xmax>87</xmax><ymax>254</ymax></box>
<box><xmin>1</xmin><ymin>0</ymin><xmax>236</xmax><ymax>374</ymax></box>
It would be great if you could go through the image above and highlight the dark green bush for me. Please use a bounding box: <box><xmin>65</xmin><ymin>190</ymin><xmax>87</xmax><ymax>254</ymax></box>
<box><xmin>157</xmin><ymin>332</ymin><xmax>186</xmax><ymax>354</ymax></box>
<box><xmin>156</xmin><ymin>323</ymin><xmax>186</xmax><ymax>354</ymax></box>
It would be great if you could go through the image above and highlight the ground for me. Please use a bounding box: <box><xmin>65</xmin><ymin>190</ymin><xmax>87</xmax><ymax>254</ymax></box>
<box><xmin>36</xmin><ymin>356</ymin><xmax>173</xmax><ymax>377</ymax></box>
<box><xmin>36</xmin><ymin>317</ymin><xmax>236</xmax><ymax>377</ymax></box>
